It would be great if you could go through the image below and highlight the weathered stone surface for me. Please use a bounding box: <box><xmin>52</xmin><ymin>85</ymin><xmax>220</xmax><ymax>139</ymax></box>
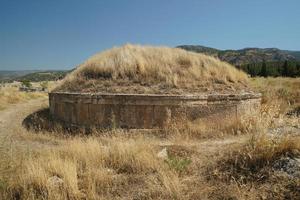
<box><xmin>49</xmin><ymin>92</ymin><xmax>261</xmax><ymax>129</ymax></box>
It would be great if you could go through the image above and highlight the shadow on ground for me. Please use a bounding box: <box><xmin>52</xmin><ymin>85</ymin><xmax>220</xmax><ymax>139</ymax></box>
<box><xmin>22</xmin><ymin>108</ymin><xmax>140</xmax><ymax>135</ymax></box>
<box><xmin>23</xmin><ymin>108</ymin><xmax>58</xmax><ymax>132</ymax></box>
<box><xmin>21</xmin><ymin>108</ymin><xmax>182</xmax><ymax>138</ymax></box>
<box><xmin>22</xmin><ymin>108</ymin><xmax>88</xmax><ymax>134</ymax></box>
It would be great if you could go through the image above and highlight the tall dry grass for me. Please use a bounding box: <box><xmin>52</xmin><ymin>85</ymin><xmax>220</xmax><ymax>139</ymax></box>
<box><xmin>2</xmin><ymin>136</ymin><xmax>180</xmax><ymax>200</ymax></box>
<box><xmin>215</xmin><ymin>134</ymin><xmax>300</xmax><ymax>181</ymax></box>
<box><xmin>206</xmin><ymin>133</ymin><xmax>300</xmax><ymax>200</ymax></box>
<box><xmin>0</xmin><ymin>87</ymin><xmax>45</xmax><ymax>111</ymax></box>
<box><xmin>55</xmin><ymin>44</ymin><xmax>248</xmax><ymax>93</ymax></box>
<box><xmin>249</xmin><ymin>77</ymin><xmax>300</xmax><ymax>131</ymax></box>
<box><xmin>250</xmin><ymin>77</ymin><xmax>300</xmax><ymax>113</ymax></box>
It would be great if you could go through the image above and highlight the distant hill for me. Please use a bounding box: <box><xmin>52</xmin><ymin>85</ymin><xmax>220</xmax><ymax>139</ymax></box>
<box><xmin>0</xmin><ymin>70</ymin><xmax>69</xmax><ymax>82</ymax></box>
<box><xmin>177</xmin><ymin>45</ymin><xmax>300</xmax><ymax>77</ymax></box>
<box><xmin>0</xmin><ymin>70</ymin><xmax>41</xmax><ymax>82</ymax></box>
<box><xmin>177</xmin><ymin>45</ymin><xmax>300</xmax><ymax>66</ymax></box>
<box><xmin>16</xmin><ymin>71</ymin><xmax>68</xmax><ymax>82</ymax></box>
<box><xmin>282</xmin><ymin>50</ymin><xmax>300</xmax><ymax>60</ymax></box>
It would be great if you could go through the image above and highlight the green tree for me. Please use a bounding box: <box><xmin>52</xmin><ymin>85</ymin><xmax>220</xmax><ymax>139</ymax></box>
<box><xmin>282</xmin><ymin>60</ymin><xmax>288</xmax><ymax>77</ymax></box>
<box><xmin>40</xmin><ymin>81</ymin><xmax>48</xmax><ymax>90</ymax></box>
<box><xmin>297</xmin><ymin>63</ymin><xmax>300</xmax><ymax>76</ymax></box>
<box><xmin>21</xmin><ymin>80</ymin><xmax>32</xmax><ymax>88</ymax></box>
<box><xmin>288</xmin><ymin>62</ymin><xmax>297</xmax><ymax>77</ymax></box>
<box><xmin>260</xmin><ymin>61</ymin><xmax>267</xmax><ymax>77</ymax></box>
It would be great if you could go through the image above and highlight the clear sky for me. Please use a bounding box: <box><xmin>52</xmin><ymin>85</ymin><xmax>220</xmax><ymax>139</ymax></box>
<box><xmin>1</xmin><ymin>0</ymin><xmax>300</xmax><ymax>70</ymax></box>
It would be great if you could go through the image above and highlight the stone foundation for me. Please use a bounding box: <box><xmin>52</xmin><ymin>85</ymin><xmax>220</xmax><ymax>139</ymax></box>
<box><xmin>49</xmin><ymin>92</ymin><xmax>261</xmax><ymax>129</ymax></box>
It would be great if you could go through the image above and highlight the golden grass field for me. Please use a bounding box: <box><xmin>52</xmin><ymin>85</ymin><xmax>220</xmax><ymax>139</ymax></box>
<box><xmin>251</xmin><ymin>77</ymin><xmax>300</xmax><ymax>113</ymax></box>
<box><xmin>0</xmin><ymin>86</ymin><xmax>45</xmax><ymax>111</ymax></box>
<box><xmin>55</xmin><ymin>44</ymin><xmax>248</xmax><ymax>94</ymax></box>
<box><xmin>0</xmin><ymin>78</ymin><xmax>299</xmax><ymax>200</ymax></box>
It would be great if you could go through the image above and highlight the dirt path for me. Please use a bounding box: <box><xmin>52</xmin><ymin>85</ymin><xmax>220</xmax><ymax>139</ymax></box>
<box><xmin>0</xmin><ymin>97</ymin><xmax>54</xmax><ymax>153</ymax></box>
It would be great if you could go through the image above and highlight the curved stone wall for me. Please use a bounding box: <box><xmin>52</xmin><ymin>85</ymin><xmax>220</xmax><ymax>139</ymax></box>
<box><xmin>49</xmin><ymin>92</ymin><xmax>261</xmax><ymax>129</ymax></box>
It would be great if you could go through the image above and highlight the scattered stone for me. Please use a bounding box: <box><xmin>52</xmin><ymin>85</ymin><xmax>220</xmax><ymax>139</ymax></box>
<box><xmin>287</xmin><ymin>106</ymin><xmax>300</xmax><ymax>117</ymax></box>
<box><xmin>19</xmin><ymin>86</ymin><xmax>45</xmax><ymax>92</ymax></box>
<box><xmin>273</xmin><ymin>157</ymin><xmax>300</xmax><ymax>178</ymax></box>
<box><xmin>47</xmin><ymin>176</ymin><xmax>64</xmax><ymax>189</ymax></box>
<box><xmin>268</xmin><ymin>126</ymin><xmax>300</xmax><ymax>136</ymax></box>
<box><xmin>157</xmin><ymin>147</ymin><xmax>168</xmax><ymax>159</ymax></box>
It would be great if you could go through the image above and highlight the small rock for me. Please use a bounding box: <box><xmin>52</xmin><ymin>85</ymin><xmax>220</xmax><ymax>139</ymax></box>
<box><xmin>273</xmin><ymin>157</ymin><xmax>300</xmax><ymax>178</ymax></box>
<box><xmin>157</xmin><ymin>147</ymin><xmax>168</xmax><ymax>159</ymax></box>
<box><xmin>47</xmin><ymin>176</ymin><xmax>64</xmax><ymax>188</ymax></box>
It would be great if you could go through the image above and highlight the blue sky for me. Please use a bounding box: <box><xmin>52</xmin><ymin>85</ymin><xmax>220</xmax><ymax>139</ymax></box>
<box><xmin>1</xmin><ymin>0</ymin><xmax>300</xmax><ymax>70</ymax></box>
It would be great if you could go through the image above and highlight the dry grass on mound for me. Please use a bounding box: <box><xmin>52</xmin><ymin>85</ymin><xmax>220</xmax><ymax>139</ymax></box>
<box><xmin>55</xmin><ymin>44</ymin><xmax>248</xmax><ymax>94</ymax></box>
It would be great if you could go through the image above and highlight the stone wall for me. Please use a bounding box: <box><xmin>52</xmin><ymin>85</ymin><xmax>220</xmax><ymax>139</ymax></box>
<box><xmin>49</xmin><ymin>92</ymin><xmax>261</xmax><ymax>129</ymax></box>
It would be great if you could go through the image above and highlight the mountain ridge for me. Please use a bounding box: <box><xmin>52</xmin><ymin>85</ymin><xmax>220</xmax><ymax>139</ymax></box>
<box><xmin>0</xmin><ymin>70</ymin><xmax>68</xmax><ymax>82</ymax></box>
<box><xmin>177</xmin><ymin>45</ymin><xmax>300</xmax><ymax>66</ymax></box>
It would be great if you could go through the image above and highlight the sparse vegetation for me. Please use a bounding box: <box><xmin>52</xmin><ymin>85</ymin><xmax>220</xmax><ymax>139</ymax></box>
<box><xmin>165</xmin><ymin>156</ymin><xmax>192</xmax><ymax>173</ymax></box>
